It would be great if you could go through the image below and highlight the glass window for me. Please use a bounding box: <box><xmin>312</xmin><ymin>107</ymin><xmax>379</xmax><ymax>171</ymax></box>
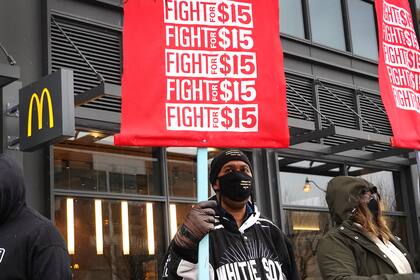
<box><xmin>418</xmin><ymin>2</ymin><xmax>420</xmax><ymax>34</ymax></box>
<box><xmin>168</xmin><ymin>203</ymin><xmax>194</xmax><ymax>239</ymax></box>
<box><xmin>417</xmin><ymin>0</ymin><xmax>420</xmax><ymax>33</ymax></box>
<box><xmin>280</xmin><ymin>172</ymin><xmax>331</xmax><ymax>207</ymax></box>
<box><xmin>280</xmin><ymin>0</ymin><xmax>305</xmax><ymax>38</ymax></box>
<box><xmin>55</xmin><ymin>197</ymin><xmax>166</xmax><ymax>279</ymax></box>
<box><xmin>54</xmin><ymin>146</ymin><xmax>162</xmax><ymax>195</ymax></box>
<box><xmin>308</xmin><ymin>0</ymin><xmax>346</xmax><ymax>50</ymax></box>
<box><xmin>358</xmin><ymin>171</ymin><xmax>399</xmax><ymax>212</ymax></box>
<box><xmin>167</xmin><ymin>148</ymin><xmax>197</xmax><ymax>198</ymax></box>
<box><xmin>166</xmin><ymin>147</ymin><xmax>250</xmax><ymax>198</ymax></box>
<box><xmin>285</xmin><ymin>211</ymin><xmax>332</xmax><ymax>280</ymax></box>
<box><xmin>384</xmin><ymin>215</ymin><xmax>408</xmax><ymax>248</ymax></box>
<box><xmin>348</xmin><ymin>0</ymin><xmax>378</xmax><ymax>60</ymax></box>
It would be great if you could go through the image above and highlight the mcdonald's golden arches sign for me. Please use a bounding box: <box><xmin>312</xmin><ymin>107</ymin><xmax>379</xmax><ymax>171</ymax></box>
<box><xmin>19</xmin><ymin>69</ymin><xmax>75</xmax><ymax>151</ymax></box>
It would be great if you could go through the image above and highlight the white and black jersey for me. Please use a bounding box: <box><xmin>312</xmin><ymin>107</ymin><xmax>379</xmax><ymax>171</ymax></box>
<box><xmin>161</xmin><ymin>197</ymin><xmax>299</xmax><ymax>280</ymax></box>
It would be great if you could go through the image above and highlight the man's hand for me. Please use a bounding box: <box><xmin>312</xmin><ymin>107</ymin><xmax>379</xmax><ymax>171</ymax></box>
<box><xmin>173</xmin><ymin>200</ymin><xmax>217</xmax><ymax>249</ymax></box>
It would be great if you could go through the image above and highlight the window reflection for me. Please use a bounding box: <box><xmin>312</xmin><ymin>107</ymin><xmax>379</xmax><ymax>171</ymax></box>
<box><xmin>308</xmin><ymin>0</ymin><xmax>346</xmax><ymax>50</ymax></box>
<box><xmin>357</xmin><ymin>170</ymin><xmax>399</xmax><ymax>211</ymax></box>
<box><xmin>54</xmin><ymin>146</ymin><xmax>162</xmax><ymax>195</ymax></box>
<box><xmin>280</xmin><ymin>0</ymin><xmax>305</xmax><ymax>38</ymax></box>
<box><xmin>347</xmin><ymin>0</ymin><xmax>378</xmax><ymax>60</ymax></box>
<box><xmin>285</xmin><ymin>211</ymin><xmax>332</xmax><ymax>280</ymax></box>
<box><xmin>417</xmin><ymin>0</ymin><xmax>420</xmax><ymax>33</ymax></box>
<box><xmin>55</xmin><ymin>197</ymin><xmax>165</xmax><ymax>279</ymax></box>
<box><xmin>292</xmin><ymin>212</ymin><xmax>321</xmax><ymax>231</ymax></box>
<box><xmin>168</xmin><ymin>203</ymin><xmax>194</xmax><ymax>239</ymax></box>
<box><xmin>385</xmin><ymin>216</ymin><xmax>409</xmax><ymax>249</ymax></box>
<box><xmin>167</xmin><ymin>148</ymin><xmax>197</xmax><ymax>198</ymax></box>
<box><xmin>280</xmin><ymin>172</ymin><xmax>331</xmax><ymax>207</ymax></box>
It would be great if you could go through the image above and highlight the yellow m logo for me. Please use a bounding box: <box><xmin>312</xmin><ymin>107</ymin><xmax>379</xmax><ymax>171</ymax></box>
<box><xmin>27</xmin><ymin>88</ymin><xmax>54</xmax><ymax>137</ymax></box>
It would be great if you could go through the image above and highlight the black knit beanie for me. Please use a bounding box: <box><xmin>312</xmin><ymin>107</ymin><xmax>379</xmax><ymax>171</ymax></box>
<box><xmin>209</xmin><ymin>149</ymin><xmax>252</xmax><ymax>185</ymax></box>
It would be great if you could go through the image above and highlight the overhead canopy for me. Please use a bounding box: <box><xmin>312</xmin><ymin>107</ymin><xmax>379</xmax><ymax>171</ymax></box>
<box><xmin>0</xmin><ymin>63</ymin><xmax>19</xmax><ymax>88</ymax></box>
<box><xmin>285</xmin><ymin>79</ymin><xmax>414</xmax><ymax>170</ymax></box>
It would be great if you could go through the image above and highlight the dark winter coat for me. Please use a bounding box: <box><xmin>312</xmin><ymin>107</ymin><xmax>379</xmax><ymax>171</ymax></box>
<box><xmin>0</xmin><ymin>154</ymin><xmax>72</xmax><ymax>280</ymax></box>
<box><xmin>161</xmin><ymin>197</ymin><xmax>299</xmax><ymax>280</ymax></box>
<box><xmin>317</xmin><ymin>176</ymin><xmax>419</xmax><ymax>280</ymax></box>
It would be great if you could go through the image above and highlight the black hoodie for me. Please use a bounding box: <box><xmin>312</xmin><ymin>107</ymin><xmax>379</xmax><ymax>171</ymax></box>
<box><xmin>0</xmin><ymin>154</ymin><xmax>72</xmax><ymax>280</ymax></box>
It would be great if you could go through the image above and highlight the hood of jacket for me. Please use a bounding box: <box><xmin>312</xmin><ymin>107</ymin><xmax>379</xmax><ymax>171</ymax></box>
<box><xmin>326</xmin><ymin>176</ymin><xmax>374</xmax><ymax>225</ymax></box>
<box><xmin>0</xmin><ymin>154</ymin><xmax>26</xmax><ymax>225</ymax></box>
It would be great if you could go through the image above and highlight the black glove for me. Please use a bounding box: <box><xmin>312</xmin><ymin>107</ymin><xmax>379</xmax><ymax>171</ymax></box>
<box><xmin>173</xmin><ymin>200</ymin><xmax>217</xmax><ymax>249</ymax></box>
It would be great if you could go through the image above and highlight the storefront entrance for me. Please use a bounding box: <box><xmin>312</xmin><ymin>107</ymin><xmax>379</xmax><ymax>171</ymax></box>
<box><xmin>52</xmin><ymin>133</ymin><xmax>414</xmax><ymax>279</ymax></box>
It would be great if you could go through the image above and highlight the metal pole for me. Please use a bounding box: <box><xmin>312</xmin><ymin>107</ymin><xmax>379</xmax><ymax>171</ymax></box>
<box><xmin>416</xmin><ymin>150</ymin><xmax>420</xmax><ymax>175</ymax></box>
<box><xmin>197</xmin><ymin>147</ymin><xmax>209</xmax><ymax>279</ymax></box>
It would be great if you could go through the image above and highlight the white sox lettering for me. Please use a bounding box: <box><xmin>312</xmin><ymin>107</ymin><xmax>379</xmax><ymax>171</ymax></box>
<box><xmin>216</xmin><ymin>258</ymin><xmax>285</xmax><ymax>280</ymax></box>
<box><xmin>0</xmin><ymin>248</ymin><xmax>5</xmax><ymax>263</ymax></box>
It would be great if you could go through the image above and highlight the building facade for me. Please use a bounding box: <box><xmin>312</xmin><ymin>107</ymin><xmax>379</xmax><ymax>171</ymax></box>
<box><xmin>0</xmin><ymin>0</ymin><xmax>419</xmax><ymax>279</ymax></box>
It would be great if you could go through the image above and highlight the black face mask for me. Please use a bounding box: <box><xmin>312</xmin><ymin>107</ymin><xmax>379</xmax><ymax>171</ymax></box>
<box><xmin>367</xmin><ymin>196</ymin><xmax>379</xmax><ymax>217</ymax></box>
<box><xmin>218</xmin><ymin>171</ymin><xmax>253</xmax><ymax>202</ymax></box>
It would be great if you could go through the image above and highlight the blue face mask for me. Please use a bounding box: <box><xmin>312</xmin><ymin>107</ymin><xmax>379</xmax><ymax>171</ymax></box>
<box><xmin>218</xmin><ymin>171</ymin><xmax>253</xmax><ymax>202</ymax></box>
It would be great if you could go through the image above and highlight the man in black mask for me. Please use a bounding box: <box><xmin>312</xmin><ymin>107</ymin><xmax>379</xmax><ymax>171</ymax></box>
<box><xmin>0</xmin><ymin>154</ymin><xmax>72</xmax><ymax>279</ymax></box>
<box><xmin>161</xmin><ymin>149</ymin><xmax>299</xmax><ymax>280</ymax></box>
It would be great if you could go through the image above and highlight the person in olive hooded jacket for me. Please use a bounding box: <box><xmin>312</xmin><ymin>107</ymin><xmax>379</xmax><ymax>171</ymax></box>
<box><xmin>0</xmin><ymin>154</ymin><xmax>72</xmax><ymax>279</ymax></box>
<box><xmin>317</xmin><ymin>176</ymin><xmax>419</xmax><ymax>280</ymax></box>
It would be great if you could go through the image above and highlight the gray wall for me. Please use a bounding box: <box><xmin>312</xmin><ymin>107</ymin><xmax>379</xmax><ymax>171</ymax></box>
<box><xmin>282</xmin><ymin>36</ymin><xmax>379</xmax><ymax>92</ymax></box>
<box><xmin>0</xmin><ymin>0</ymin><xmax>49</xmax><ymax>216</ymax></box>
<box><xmin>0</xmin><ymin>0</ymin><xmax>123</xmax><ymax>217</ymax></box>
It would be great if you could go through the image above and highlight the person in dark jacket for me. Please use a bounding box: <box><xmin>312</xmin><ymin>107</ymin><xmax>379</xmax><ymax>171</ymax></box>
<box><xmin>161</xmin><ymin>149</ymin><xmax>299</xmax><ymax>280</ymax></box>
<box><xmin>317</xmin><ymin>176</ymin><xmax>419</xmax><ymax>280</ymax></box>
<box><xmin>0</xmin><ymin>154</ymin><xmax>72</xmax><ymax>280</ymax></box>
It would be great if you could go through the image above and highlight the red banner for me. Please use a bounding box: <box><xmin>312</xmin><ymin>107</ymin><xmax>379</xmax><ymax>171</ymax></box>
<box><xmin>375</xmin><ymin>0</ymin><xmax>420</xmax><ymax>149</ymax></box>
<box><xmin>114</xmin><ymin>0</ymin><xmax>289</xmax><ymax>148</ymax></box>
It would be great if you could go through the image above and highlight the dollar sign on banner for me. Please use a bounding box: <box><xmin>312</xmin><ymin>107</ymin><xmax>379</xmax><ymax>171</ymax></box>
<box><xmin>219</xmin><ymin>27</ymin><xmax>230</xmax><ymax>49</ymax></box>
<box><xmin>221</xmin><ymin>106</ymin><xmax>233</xmax><ymax>129</ymax></box>
<box><xmin>218</xmin><ymin>3</ymin><xmax>229</xmax><ymax>23</ymax></box>
<box><xmin>220</xmin><ymin>54</ymin><xmax>231</xmax><ymax>75</ymax></box>
<box><xmin>219</xmin><ymin>79</ymin><xmax>232</xmax><ymax>102</ymax></box>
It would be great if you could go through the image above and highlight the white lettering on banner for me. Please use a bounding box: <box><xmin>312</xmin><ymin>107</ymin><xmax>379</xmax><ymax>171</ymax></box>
<box><xmin>164</xmin><ymin>0</ymin><xmax>259</xmax><ymax>132</ymax></box>
<box><xmin>391</xmin><ymin>85</ymin><xmax>420</xmax><ymax>113</ymax></box>
<box><xmin>382</xmin><ymin>0</ymin><xmax>420</xmax><ymax>113</ymax></box>
<box><xmin>382</xmin><ymin>25</ymin><xmax>419</xmax><ymax>48</ymax></box>
<box><xmin>382</xmin><ymin>1</ymin><xmax>414</xmax><ymax>30</ymax></box>
<box><xmin>165</xmin><ymin>26</ymin><xmax>254</xmax><ymax>49</ymax></box>
<box><xmin>383</xmin><ymin>43</ymin><xmax>420</xmax><ymax>72</ymax></box>
<box><xmin>386</xmin><ymin>67</ymin><xmax>420</xmax><ymax>92</ymax></box>
<box><xmin>166</xmin><ymin>25</ymin><xmax>218</xmax><ymax>48</ymax></box>
<box><xmin>166</xmin><ymin>78</ymin><xmax>256</xmax><ymax>102</ymax></box>
<box><xmin>164</xmin><ymin>0</ymin><xmax>253</xmax><ymax>28</ymax></box>
<box><xmin>166</xmin><ymin>50</ymin><xmax>257</xmax><ymax>78</ymax></box>
<box><xmin>166</xmin><ymin>103</ymin><xmax>258</xmax><ymax>131</ymax></box>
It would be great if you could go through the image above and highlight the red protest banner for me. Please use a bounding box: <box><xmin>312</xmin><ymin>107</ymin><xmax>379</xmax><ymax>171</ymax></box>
<box><xmin>114</xmin><ymin>0</ymin><xmax>289</xmax><ymax>148</ymax></box>
<box><xmin>375</xmin><ymin>0</ymin><xmax>420</xmax><ymax>149</ymax></box>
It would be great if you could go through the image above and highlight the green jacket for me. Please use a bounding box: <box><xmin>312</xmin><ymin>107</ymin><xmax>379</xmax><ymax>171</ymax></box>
<box><xmin>317</xmin><ymin>176</ymin><xmax>419</xmax><ymax>280</ymax></box>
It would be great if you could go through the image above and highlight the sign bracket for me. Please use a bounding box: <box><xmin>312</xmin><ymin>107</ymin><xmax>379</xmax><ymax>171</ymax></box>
<box><xmin>7</xmin><ymin>136</ymin><xmax>20</xmax><ymax>150</ymax></box>
<box><xmin>74</xmin><ymin>82</ymin><xmax>120</xmax><ymax>106</ymax></box>
<box><xmin>6</xmin><ymin>103</ymin><xmax>19</xmax><ymax>117</ymax></box>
